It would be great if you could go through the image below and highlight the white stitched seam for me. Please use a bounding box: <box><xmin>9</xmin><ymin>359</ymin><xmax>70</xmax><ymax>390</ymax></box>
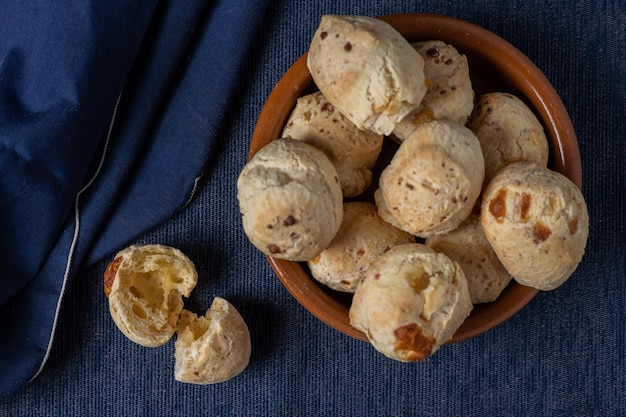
<box><xmin>28</xmin><ymin>92</ymin><xmax>123</xmax><ymax>383</ymax></box>
<box><xmin>184</xmin><ymin>173</ymin><xmax>203</xmax><ymax>207</ymax></box>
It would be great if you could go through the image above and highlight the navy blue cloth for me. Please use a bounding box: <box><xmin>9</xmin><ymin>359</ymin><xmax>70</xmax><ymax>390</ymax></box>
<box><xmin>0</xmin><ymin>1</ymin><xmax>156</xmax><ymax>305</ymax></box>
<box><xmin>0</xmin><ymin>0</ymin><xmax>270</xmax><ymax>395</ymax></box>
<box><xmin>1</xmin><ymin>0</ymin><xmax>625</xmax><ymax>415</ymax></box>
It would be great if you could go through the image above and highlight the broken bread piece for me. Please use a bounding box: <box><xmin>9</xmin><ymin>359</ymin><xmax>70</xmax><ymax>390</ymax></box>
<box><xmin>175</xmin><ymin>298</ymin><xmax>251</xmax><ymax>385</ymax></box>
<box><xmin>103</xmin><ymin>244</ymin><xmax>198</xmax><ymax>347</ymax></box>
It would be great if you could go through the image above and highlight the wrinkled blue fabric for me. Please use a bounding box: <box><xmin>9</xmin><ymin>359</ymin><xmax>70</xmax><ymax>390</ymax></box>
<box><xmin>0</xmin><ymin>1</ymin><xmax>156</xmax><ymax>306</ymax></box>
<box><xmin>0</xmin><ymin>0</ymin><xmax>270</xmax><ymax>394</ymax></box>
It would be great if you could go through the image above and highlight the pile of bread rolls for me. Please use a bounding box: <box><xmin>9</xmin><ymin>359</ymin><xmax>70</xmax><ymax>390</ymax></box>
<box><xmin>237</xmin><ymin>15</ymin><xmax>588</xmax><ymax>362</ymax></box>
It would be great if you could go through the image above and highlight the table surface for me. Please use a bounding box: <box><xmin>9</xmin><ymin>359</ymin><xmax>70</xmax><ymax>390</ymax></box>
<box><xmin>2</xmin><ymin>1</ymin><xmax>624</xmax><ymax>416</ymax></box>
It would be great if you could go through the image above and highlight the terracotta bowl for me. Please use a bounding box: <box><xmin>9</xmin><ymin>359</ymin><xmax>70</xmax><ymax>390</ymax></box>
<box><xmin>248</xmin><ymin>13</ymin><xmax>581</xmax><ymax>344</ymax></box>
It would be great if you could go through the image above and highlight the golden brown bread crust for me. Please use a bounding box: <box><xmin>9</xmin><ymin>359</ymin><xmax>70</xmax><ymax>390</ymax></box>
<box><xmin>103</xmin><ymin>255</ymin><xmax>122</xmax><ymax>297</ymax></box>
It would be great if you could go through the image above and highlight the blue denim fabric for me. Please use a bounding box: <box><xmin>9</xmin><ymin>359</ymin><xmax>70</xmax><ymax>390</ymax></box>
<box><xmin>1</xmin><ymin>0</ymin><xmax>624</xmax><ymax>415</ymax></box>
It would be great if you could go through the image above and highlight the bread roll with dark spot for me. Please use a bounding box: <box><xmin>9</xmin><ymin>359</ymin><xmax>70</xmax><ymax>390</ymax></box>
<box><xmin>282</xmin><ymin>91</ymin><xmax>383</xmax><ymax>197</ymax></box>
<box><xmin>468</xmin><ymin>92</ymin><xmax>549</xmax><ymax>186</ymax></box>
<box><xmin>308</xmin><ymin>15</ymin><xmax>428</xmax><ymax>135</ymax></box>
<box><xmin>237</xmin><ymin>138</ymin><xmax>343</xmax><ymax>261</ymax></box>
<box><xmin>393</xmin><ymin>40</ymin><xmax>474</xmax><ymax>141</ymax></box>
<box><xmin>308</xmin><ymin>201</ymin><xmax>414</xmax><ymax>292</ymax></box>
<box><xmin>376</xmin><ymin>120</ymin><xmax>484</xmax><ymax>237</ymax></box>
<box><xmin>426</xmin><ymin>214</ymin><xmax>512</xmax><ymax>304</ymax></box>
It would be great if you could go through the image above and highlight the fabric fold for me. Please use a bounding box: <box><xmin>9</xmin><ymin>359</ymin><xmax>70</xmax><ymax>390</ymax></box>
<box><xmin>0</xmin><ymin>0</ymin><xmax>271</xmax><ymax>395</ymax></box>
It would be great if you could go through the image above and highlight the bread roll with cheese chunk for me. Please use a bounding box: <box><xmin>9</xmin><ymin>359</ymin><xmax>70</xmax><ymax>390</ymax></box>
<box><xmin>349</xmin><ymin>243</ymin><xmax>472</xmax><ymax>362</ymax></box>
<box><xmin>481</xmin><ymin>162</ymin><xmax>589</xmax><ymax>290</ymax></box>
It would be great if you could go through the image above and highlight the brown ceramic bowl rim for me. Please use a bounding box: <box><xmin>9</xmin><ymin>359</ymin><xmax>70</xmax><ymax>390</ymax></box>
<box><xmin>249</xmin><ymin>13</ymin><xmax>581</xmax><ymax>344</ymax></box>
